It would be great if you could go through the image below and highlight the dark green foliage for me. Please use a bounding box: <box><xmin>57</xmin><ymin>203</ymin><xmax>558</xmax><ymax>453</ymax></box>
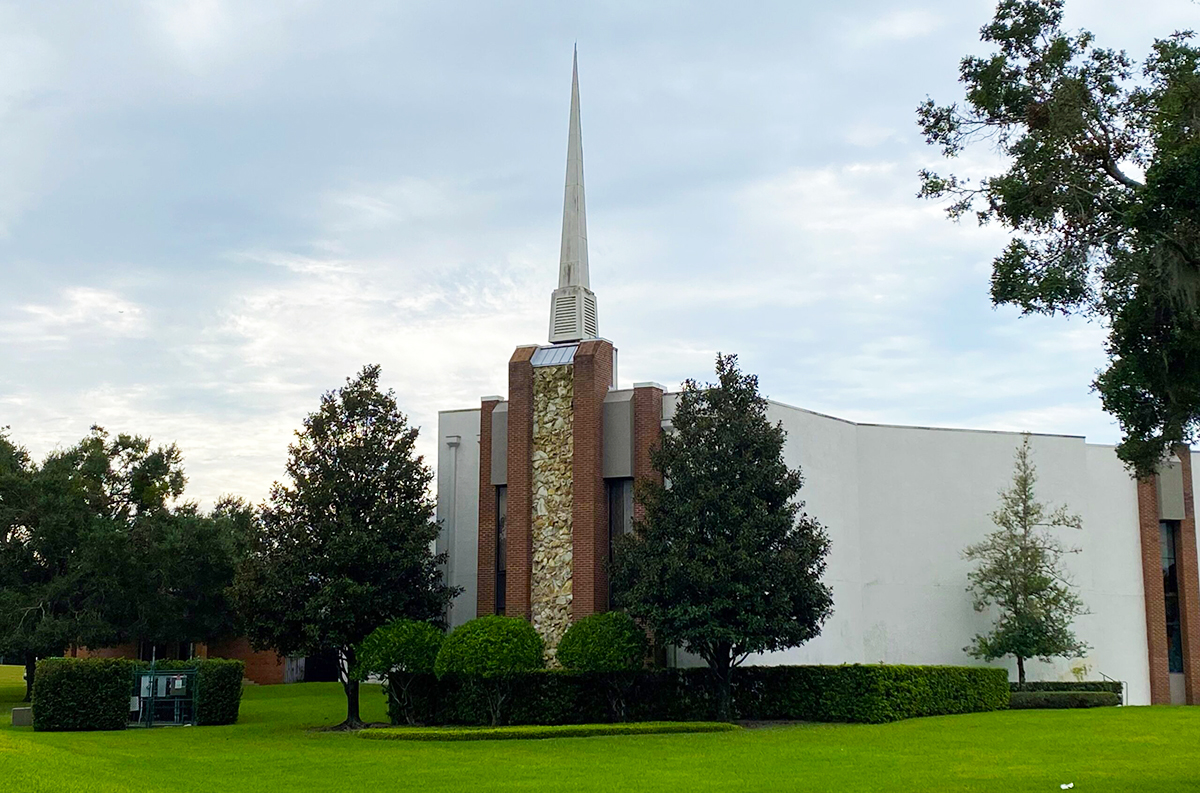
<box><xmin>32</xmin><ymin>658</ymin><xmax>136</xmax><ymax>731</ymax></box>
<box><xmin>434</xmin><ymin>617</ymin><xmax>544</xmax><ymax>679</ymax></box>
<box><xmin>144</xmin><ymin>659</ymin><xmax>245</xmax><ymax>725</ymax></box>
<box><xmin>391</xmin><ymin>665</ymin><xmax>1009</xmax><ymax>727</ymax></box>
<box><xmin>556</xmin><ymin>612</ymin><xmax>648</xmax><ymax>721</ymax></box>
<box><xmin>612</xmin><ymin>355</ymin><xmax>833</xmax><ymax>719</ymax></box>
<box><xmin>433</xmin><ymin>616</ymin><xmax>544</xmax><ymax>726</ymax></box>
<box><xmin>1010</xmin><ymin>680</ymin><xmax>1122</xmax><ymax>695</ymax></box>
<box><xmin>354</xmin><ymin>619</ymin><xmax>444</xmax><ymax>680</ymax></box>
<box><xmin>964</xmin><ymin>436</ymin><xmax>1088</xmax><ymax>684</ymax></box>
<box><xmin>918</xmin><ymin>0</ymin><xmax>1200</xmax><ymax>475</ymax></box>
<box><xmin>0</xmin><ymin>428</ymin><xmax>248</xmax><ymax>702</ymax></box>
<box><xmin>1009</xmin><ymin>690</ymin><xmax>1120</xmax><ymax>709</ymax></box>
<box><xmin>556</xmin><ymin>612</ymin><xmax>647</xmax><ymax>672</ymax></box>
<box><xmin>194</xmin><ymin>660</ymin><xmax>245</xmax><ymax>725</ymax></box>
<box><xmin>360</xmin><ymin>722</ymin><xmax>739</xmax><ymax>741</ymax></box>
<box><xmin>355</xmin><ymin>620</ymin><xmax>444</xmax><ymax>725</ymax></box>
<box><xmin>231</xmin><ymin>365</ymin><xmax>457</xmax><ymax>729</ymax></box>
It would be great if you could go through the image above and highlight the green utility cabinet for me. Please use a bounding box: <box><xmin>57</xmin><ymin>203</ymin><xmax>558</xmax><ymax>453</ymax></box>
<box><xmin>131</xmin><ymin>668</ymin><xmax>198</xmax><ymax>727</ymax></box>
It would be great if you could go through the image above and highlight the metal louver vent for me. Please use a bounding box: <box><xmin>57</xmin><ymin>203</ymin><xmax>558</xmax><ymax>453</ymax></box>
<box><xmin>552</xmin><ymin>293</ymin><xmax>578</xmax><ymax>336</ymax></box>
<box><xmin>582</xmin><ymin>293</ymin><xmax>598</xmax><ymax>337</ymax></box>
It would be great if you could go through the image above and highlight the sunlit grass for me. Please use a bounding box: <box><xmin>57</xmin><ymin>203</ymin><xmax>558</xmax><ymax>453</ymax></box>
<box><xmin>0</xmin><ymin>664</ymin><xmax>1196</xmax><ymax>792</ymax></box>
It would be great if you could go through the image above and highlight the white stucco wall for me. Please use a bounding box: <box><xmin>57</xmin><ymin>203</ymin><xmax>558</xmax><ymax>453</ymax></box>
<box><xmin>436</xmin><ymin>408</ymin><xmax>481</xmax><ymax>627</ymax></box>
<box><xmin>438</xmin><ymin>395</ymin><xmax>1156</xmax><ymax>703</ymax></box>
<box><xmin>660</xmin><ymin>398</ymin><xmax>1152</xmax><ymax>703</ymax></box>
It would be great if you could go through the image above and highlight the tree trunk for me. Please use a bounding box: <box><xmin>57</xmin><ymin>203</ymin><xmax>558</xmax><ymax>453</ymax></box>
<box><xmin>338</xmin><ymin>646</ymin><xmax>365</xmax><ymax>730</ymax></box>
<box><xmin>23</xmin><ymin>655</ymin><xmax>36</xmax><ymax>703</ymax></box>
<box><xmin>344</xmin><ymin>678</ymin><xmax>362</xmax><ymax>726</ymax></box>
<box><xmin>710</xmin><ymin>644</ymin><xmax>734</xmax><ymax>722</ymax></box>
<box><xmin>1017</xmin><ymin>656</ymin><xmax>1026</xmax><ymax>686</ymax></box>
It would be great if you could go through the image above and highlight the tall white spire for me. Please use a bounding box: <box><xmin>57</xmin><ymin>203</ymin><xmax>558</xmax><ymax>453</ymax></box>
<box><xmin>558</xmin><ymin>47</ymin><xmax>588</xmax><ymax>289</ymax></box>
<box><xmin>548</xmin><ymin>46</ymin><xmax>599</xmax><ymax>344</ymax></box>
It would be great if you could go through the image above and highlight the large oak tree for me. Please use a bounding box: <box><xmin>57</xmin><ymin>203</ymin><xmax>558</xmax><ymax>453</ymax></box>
<box><xmin>919</xmin><ymin>0</ymin><xmax>1200</xmax><ymax>475</ymax></box>
<box><xmin>0</xmin><ymin>427</ymin><xmax>246</xmax><ymax>699</ymax></box>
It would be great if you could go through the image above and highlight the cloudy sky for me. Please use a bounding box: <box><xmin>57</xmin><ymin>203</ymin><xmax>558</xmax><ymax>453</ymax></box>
<box><xmin>2</xmin><ymin>0</ymin><xmax>1195</xmax><ymax>507</ymax></box>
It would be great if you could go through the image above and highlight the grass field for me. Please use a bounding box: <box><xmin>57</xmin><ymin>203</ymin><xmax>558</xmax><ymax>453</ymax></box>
<box><xmin>1</xmin><ymin>664</ymin><xmax>1198</xmax><ymax>792</ymax></box>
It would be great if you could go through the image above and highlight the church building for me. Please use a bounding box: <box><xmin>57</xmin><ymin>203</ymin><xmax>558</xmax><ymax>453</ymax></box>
<box><xmin>435</xmin><ymin>54</ymin><xmax>1200</xmax><ymax>707</ymax></box>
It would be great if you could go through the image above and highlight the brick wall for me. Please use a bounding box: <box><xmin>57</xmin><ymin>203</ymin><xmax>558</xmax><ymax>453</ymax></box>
<box><xmin>631</xmin><ymin>385</ymin><xmax>665</xmax><ymax>525</ymax></box>
<box><xmin>75</xmin><ymin>643</ymin><xmax>137</xmax><ymax>660</ymax></box>
<box><xmin>1175</xmin><ymin>447</ymin><xmax>1200</xmax><ymax>704</ymax></box>
<box><xmin>1137</xmin><ymin>475</ymin><xmax>1170</xmax><ymax>704</ymax></box>
<box><xmin>477</xmin><ymin>398</ymin><xmax>499</xmax><ymax>616</ymax></box>
<box><xmin>571</xmin><ymin>340</ymin><xmax>613</xmax><ymax>619</ymax></box>
<box><xmin>505</xmin><ymin>346</ymin><xmax>538</xmax><ymax>620</ymax></box>
<box><xmin>75</xmin><ymin>638</ymin><xmax>286</xmax><ymax>686</ymax></box>
<box><xmin>207</xmin><ymin>637</ymin><xmax>285</xmax><ymax>685</ymax></box>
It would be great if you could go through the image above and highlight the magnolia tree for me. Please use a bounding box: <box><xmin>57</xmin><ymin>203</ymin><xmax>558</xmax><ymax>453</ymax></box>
<box><xmin>612</xmin><ymin>355</ymin><xmax>833</xmax><ymax>720</ymax></box>
<box><xmin>233</xmin><ymin>365</ymin><xmax>457</xmax><ymax>729</ymax></box>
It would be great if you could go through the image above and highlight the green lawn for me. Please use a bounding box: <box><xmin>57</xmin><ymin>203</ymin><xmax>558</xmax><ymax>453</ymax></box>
<box><xmin>0</xmin><ymin>664</ymin><xmax>1197</xmax><ymax>792</ymax></box>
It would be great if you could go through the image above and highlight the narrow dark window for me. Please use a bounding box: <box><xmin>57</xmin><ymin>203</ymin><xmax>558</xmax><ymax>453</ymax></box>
<box><xmin>1161</xmin><ymin>520</ymin><xmax>1184</xmax><ymax>674</ymax></box>
<box><xmin>607</xmin><ymin>478</ymin><xmax>634</xmax><ymax>560</ymax></box>
<box><xmin>496</xmin><ymin>485</ymin><xmax>507</xmax><ymax>615</ymax></box>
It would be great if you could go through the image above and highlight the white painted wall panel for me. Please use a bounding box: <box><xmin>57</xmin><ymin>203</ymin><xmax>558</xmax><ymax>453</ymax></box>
<box><xmin>436</xmin><ymin>409</ymin><xmax>481</xmax><ymax>627</ymax></box>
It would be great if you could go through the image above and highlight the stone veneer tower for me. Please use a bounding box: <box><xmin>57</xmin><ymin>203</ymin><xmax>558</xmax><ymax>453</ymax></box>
<box><xmin>475</xmin><ymin>51</ymin><xmax>627</xmax><ymax>658</ymax></box>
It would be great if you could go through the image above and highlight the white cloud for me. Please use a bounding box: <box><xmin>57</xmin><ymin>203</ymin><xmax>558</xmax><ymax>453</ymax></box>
<box><xmin>6</xmin><ymin>288</ymin><xmax>148</xmax><ymax>344</ymax></box>
<box><xmin>848</xmin><ymin>9</ymin><xmax>946</xmax><ymax>47</ymax></box>
<box><xmin>2</xmin><ymin>0</ymin><xmax>1174</xmax><ymax>509</ymax></box>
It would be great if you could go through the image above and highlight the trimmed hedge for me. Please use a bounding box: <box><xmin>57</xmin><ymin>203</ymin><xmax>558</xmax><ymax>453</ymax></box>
<box><xmin>144</xmin><ymin>659</ymin><xmax>245</xmax><ymax>725</ymax></box>
<box><xmin>32</xmin><ymin>658</ymin><xmax>136</xmax><ymax>732</ymax></box>
<box><xmin>1009</xmin><ymin>691</ymin><xmax>1120</xmax><ymax>709</ymax></box>
<box><xmin>384</xmin><ymin>664</ymin><xmax>1009</xmax><ymax>727</ymax></box>
<box><xmin>1010</xmin><ymin>681</ymin><xmax>1123</xmax><ymax>697</ymax></box>
<box><xmin>31</xmin><ymin>657</ymin><xmax>245</xmax><ymax>731</ymax></box>
<box><xmin>360</xmin><ymin>721</ymin><xmax>739</xmax><ymax>741</ymax></box>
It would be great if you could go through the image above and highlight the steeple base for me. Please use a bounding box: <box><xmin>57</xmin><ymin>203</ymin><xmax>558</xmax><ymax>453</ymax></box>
<box><xmin>549</xmin><ymin>285</ymin><xmax>598</xmax><ymax>343</ymax></box>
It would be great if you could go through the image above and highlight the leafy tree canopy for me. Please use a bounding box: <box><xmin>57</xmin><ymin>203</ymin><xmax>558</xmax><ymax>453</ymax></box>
<box><xmin>918</xmin><ymin>0</ymin><xmax>1200</xmax><ymax>475</ymax></box>
<box><xmin>612</xmin><ymin>354</ymin><xmax>833</xmax><ymax>718</ymax></box>
<box><xmin>0</xmin><ymin>427</ymin><xmax>246</xmax><ymax>698</ymax></box>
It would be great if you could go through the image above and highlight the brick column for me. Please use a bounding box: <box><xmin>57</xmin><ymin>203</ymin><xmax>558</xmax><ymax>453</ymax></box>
<box><xmin>631</xmin><ymin>384</ymin><xmax>665</xmax><ymax>525</ymax></box>
<box><xmin>1174</xmin><ymin>447</ymin><xmax>1200</xmax><ymax>704</ymax></box>
<box><xmin>476</xmin><ymin>398</ymin><xmax>500</xmax><ymax>617</ymax></box>
<box><xmin>1137</xmin><ymin>477</ymin><xmax>1171</xmax><ymax>704</ymax></box>
<box><xmin>571</xmin><ymin>339</ymin><xmax>613</xmax><ymax>619</ymax></box>
<box><xmin>506</xmin><ymin>346</ymin><xmax>538</xmax><ymax>620</ymax></box>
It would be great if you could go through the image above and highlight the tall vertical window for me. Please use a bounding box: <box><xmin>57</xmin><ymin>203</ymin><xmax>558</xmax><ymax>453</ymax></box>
<box><xmin>1161</xmin><ymin>520</ymin><xmax>1184</xmax><ymax>674</ymax></box>
<box><xmin>607</xmin><ymin>478</ymin><xmax>634</xmax><ymax>559</ymax></box>
<box><xmin>496</xmin><ymin>485</ymin><xmax>507</xmax><ymax>615</ymax></box>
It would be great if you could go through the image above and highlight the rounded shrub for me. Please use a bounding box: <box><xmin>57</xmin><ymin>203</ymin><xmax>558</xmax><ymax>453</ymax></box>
<box><xmin>556</xmin><ymin>611</ymin><xmax>648</xmax><ymax>672</ymax></box>
<box><xmin>354</xmin><ymin>619</ymin><xmax>444</xmax><ymax>681</ymax></box>
<box><xmin>434</xmin><ymin>616</ymin><xmax>544</xmax><ymax>679</ymax></box>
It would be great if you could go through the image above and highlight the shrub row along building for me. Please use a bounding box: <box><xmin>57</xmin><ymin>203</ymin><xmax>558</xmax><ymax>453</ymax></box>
<box><xmin>434</xmin><ymin>53</ymin><xmax>1200</xmax><ymax>707</ymax></box>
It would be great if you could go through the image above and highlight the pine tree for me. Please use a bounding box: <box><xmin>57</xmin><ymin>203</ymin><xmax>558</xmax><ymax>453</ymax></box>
<box><xmin>964</xmin><ymin>434</ymin><xmax>1088</xmax><ymax>684</ymax></box>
